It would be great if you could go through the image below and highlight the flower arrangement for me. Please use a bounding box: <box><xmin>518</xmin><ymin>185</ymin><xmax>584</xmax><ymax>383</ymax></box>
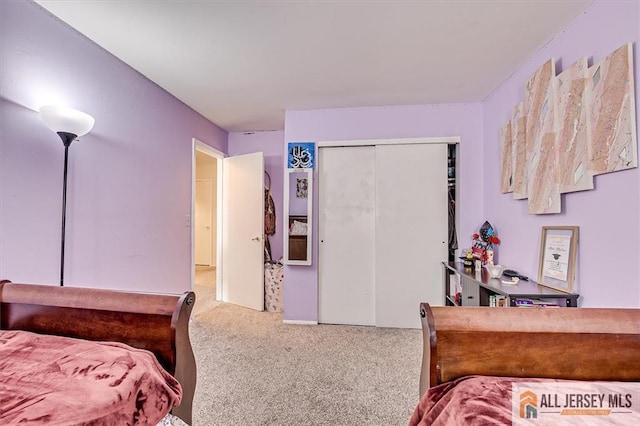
<box><xmin>472</xmin><ymin>220</ymin><xmax>500</xmax><ymax>248</ymax></box>
<box><xmin>471</xmin><ymin>221</ymin><xmax>500</xmax><ymax>264</ymax></box>
<box><xmin>472</xmin><ymin>232</ymin><xmax>500</xmax><ymax>249</ymax></box>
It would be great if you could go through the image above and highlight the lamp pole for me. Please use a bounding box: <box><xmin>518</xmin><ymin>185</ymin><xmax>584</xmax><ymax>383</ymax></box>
<box><xmin>58</xmin><ymin>132</ymin><xmax>77</xmax><ymax>287</ymax></box>
<box><xmin>39</xmin><ymin>106</ymin><xmax>95</xmax><ymax>287</ymax></box>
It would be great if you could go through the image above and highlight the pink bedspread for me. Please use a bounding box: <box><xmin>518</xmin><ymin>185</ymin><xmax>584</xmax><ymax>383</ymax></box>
<box><xmin>410</xmin><ymin>375</ymin><xmax>640</xmax><ymax>425</ymax></box>
<box><xmin>0</xmin><ymin>330</ymin><xmax>182</xmax><ymax>425</ymax></box>
<box><xmin>410</xmin><ymin>375</ymin><xmax>518</xmax><ymax>425</ymax></box>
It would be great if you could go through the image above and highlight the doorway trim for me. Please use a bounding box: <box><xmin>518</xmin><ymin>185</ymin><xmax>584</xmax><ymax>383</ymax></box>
<box><xmin>192</xmin><ymin>138</ymin><xmax>225</xmax><ymax>301</ymax></box>
<box><xmin>316</xmin><ymin>136</ymin><xmax>461</xmax><ymax>327</ymax></box>
<box><xmin>317</xmin><ymin>136</ymin><xmax>460</xmax><ymax>148</ymax></box>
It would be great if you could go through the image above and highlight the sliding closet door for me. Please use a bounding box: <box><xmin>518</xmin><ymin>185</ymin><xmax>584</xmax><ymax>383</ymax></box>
<box><xmin>375</xmin><ymin>144</ymin><xmax>448</xmax><ymax>328</ymax></box>
<box><xmin>318</xmin><ymin>146</ymin><xmax>376</xmax><ymax>326</ymax></box>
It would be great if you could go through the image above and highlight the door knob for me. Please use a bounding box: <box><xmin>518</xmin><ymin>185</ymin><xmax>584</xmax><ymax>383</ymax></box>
<box><xmin>251</xmin><ymin>236</ymin><xmax>261</xmax><ymax>241</ymax></box>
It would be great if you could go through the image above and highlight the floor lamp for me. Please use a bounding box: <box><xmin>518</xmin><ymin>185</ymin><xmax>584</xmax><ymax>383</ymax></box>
<box><xmin>40</xmin><ymin>106</ymin><xmax>95</xmax><ymax>286</ymax></box>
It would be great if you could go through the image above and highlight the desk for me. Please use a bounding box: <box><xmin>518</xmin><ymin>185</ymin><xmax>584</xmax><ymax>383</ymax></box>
<box><xmin>443</xmin><ymin>262</ymin><xmax>579</xmax><ymax>307</ymax></box>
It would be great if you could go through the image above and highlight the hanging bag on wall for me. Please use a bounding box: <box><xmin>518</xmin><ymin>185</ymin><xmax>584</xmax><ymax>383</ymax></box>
<box><xmin>264</xmin><ymin>171</ymin><xmax>276</xmax><ymax>236</ymax></box>
<box><xmin>265</xmin><ymin>189</ymin><xmax>276</xmax><ymax>236</ymax></box>
<box><xmin>264</xmin><ymin>172</ymin><xmax>276</xmax><ymax>262</ymax></box>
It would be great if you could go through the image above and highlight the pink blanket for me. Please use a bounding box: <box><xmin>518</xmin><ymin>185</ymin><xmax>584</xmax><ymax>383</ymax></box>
<box><xmin>410</xmin><ymin>375</ymin><xmax>640</xmax><ymax>425</ymax></box>
<box><xmin>410</xmin><ymin>375</ymin><xmax>516</xmax><ymax>425</ymax></box>
<box><xmin>0</xmin><ymin>330</ymin><xmax>182</xmax><ymax>425</ymax></box>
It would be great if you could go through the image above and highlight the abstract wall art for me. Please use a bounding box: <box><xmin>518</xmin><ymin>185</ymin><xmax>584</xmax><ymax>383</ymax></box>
<box><xmin>500</xmin><ymin>43</ymin><xmax>637</xmax><ymax>215</ymax></box>
<box><xmin>555</xmin><ymin>57</ymin><xmax>594</xmax><ymax>193</ymax></box>
<box><xmin>500</xmin><ymin>121</ymin><xmax>513</xmax><ymax>194</ymax></box>
<box><xmin>524</xmin><ymin>59</ymin><xmax>561</xmax><ymax>214</ymax></box>
<box><xmin>511</xmin><ymin>101</ymin><xmax>528</xmax><ymax>200</ymax></box>
<box><xmin>587</xmin><ymin>43</ymin><xmax>637</xmax><ymax>175</ymax></box>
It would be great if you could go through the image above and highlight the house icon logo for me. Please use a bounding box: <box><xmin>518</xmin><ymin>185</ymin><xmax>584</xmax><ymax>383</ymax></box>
<box><xmin>520</xmin><ymin>391</ymin><xmax>538</xmax><ymax>418</ymax></box>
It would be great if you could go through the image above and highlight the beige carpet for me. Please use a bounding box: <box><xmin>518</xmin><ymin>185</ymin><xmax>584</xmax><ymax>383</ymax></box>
<box><xmin>189</xmin><ymin>304</ymin><xmax>423</xmax><ymax>425</ymax></box>
<box><xmin>193</xmin><ymin>266</ymin><xmax>221</xmax><ymax>317</ymax></box>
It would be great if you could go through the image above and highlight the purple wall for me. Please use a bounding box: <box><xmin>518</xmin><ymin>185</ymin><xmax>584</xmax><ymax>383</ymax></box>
<box><xmin>4</xmin><ymin>0</ymin><xmax>636</xmax><ymax>313</ymax></box>
<box><xmin>0</xmin><ymin>0</ymin><xmax>227</xmax><ymax>293</ymax></box>
<box><xmin>228</xmin><ymin>131</ymin><xmax>285</xmax><ymax>262</ymax></box>
<box><xmin>483</xmin><ymin>0</ymin><xmax>640</xmax><ymax>307</ymax></box>
<box><xmin>283</xmin><ymin>104</ymin><xmax>484</xmax><ymax>322</ymax></box>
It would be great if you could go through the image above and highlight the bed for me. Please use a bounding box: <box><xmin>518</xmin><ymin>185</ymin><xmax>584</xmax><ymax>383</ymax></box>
<box><xmin>411</xmin><ymin>303</ymin><xmax>640</xmax><ymax>425</ymax></box>
<box><xmin>0</xmin><ymin>281</ymin><xmax>196</xmax><ymax>425</ymax></box>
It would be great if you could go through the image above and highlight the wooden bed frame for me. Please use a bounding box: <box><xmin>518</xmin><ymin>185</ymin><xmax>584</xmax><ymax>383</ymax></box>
<box><xmin>419</xmin><ymin>303</ymin><xmax>640</xmax><ymax>398</ymax></box>
<box><xmin>0</xmin><ymin>281</ymin><xmax>196</xmax><ymax>425</ymax></box>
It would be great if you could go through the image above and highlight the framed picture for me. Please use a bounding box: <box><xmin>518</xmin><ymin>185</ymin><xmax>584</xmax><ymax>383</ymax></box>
<box><xmin>537</xmin><ymin>226</ymin><xmax>579</xmax><ymax>293</ymax></box>
<box><xmin>287</xmin><ymin>142</ymin><xmax>315</xmax><ymax>169</ymax></box>
<box><xmin>296</xmin><ymin>178</ymin><xmax>308</xmax><ymax>198</ymax></box>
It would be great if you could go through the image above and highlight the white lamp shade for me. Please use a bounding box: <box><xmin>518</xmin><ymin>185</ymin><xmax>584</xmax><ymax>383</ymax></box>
<box><xmin>39</xmin><ymin>105</ymin><xmax>95</xmax><ymax>137</ymax></box>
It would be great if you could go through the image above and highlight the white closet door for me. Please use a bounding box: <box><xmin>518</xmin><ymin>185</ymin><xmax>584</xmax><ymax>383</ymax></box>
<box><xmin>318</xmin><ymin>146</ymin><xmax>376</xmax><ymax>326</ymax></box>
<box><xmin>375</xmin><ymin>144</ymin><xmax>448</xmax><ymax>328</ymax></box>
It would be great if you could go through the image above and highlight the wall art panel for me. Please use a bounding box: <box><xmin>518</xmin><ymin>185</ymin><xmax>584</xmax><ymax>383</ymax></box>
<box><xmin>587</xmin><ymin>43</ymin><xmax>637</xmax><ymax>174</ymax></box>
<box><xmin>511</xmin><ymin>102</ymin><xmax>528</xmax><ymax>200</ymax></box>
<box><xmin>500</xmin><ymin>121</ymin><xmax>513</xmax><ymax>193</ymax></box>
<box><xmin>525</xmin><ymin>59</ymin><xmax>561</xmax><ymax>214</ymax></box>
<box><xmin>555</xmin><ymin>57</ymin><xmax>594</xmax><ymax>193</ymax></box>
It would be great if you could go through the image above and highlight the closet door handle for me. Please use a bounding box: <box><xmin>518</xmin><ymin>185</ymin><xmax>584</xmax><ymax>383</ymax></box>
<box><xmin>251</xmin><ymin>236</ymin><xmax>261</xmax><ymax>241</ymax></box>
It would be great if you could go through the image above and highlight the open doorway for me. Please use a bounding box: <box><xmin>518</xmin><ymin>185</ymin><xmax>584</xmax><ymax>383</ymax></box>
<box><xmin>192</xmin><ymin>139</ymin><xmax>266</xmax><ymax>314</ymax></box>
<box><xmin>192</xmin><ymin>139</ymin><xmax>224</xmax><ymax>315</ymax></box>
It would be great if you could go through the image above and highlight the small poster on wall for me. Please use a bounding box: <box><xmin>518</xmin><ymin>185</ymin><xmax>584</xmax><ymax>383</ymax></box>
<box><xmin>541</xmin><ymin>234</ymin><xmax>571</xmax><ymax>281</ymax></box>
<box><xmin>538</xmin><ymin>226</ymin><xmax>579</xmax><ymax>293</ymax></box>
<box><xmin>288</xmin><ymin>142</ymin><xmax>315</xmax><ymax>169</ymax></box>
<box><xmin>296</xmin><ymin>178</ymin><xmax>308</xmax><ymax>198</ymax></box>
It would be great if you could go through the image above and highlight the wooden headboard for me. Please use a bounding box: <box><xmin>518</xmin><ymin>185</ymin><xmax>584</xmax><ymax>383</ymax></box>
<box><xmin>0</xmin><ymin>282</ymin><xmax>196</xmax><ymax>425</ymax></box>
<box><xmin>419</xmin><ymin>303</ymin><xmax>640</xmax><ymax>399</ymax></box>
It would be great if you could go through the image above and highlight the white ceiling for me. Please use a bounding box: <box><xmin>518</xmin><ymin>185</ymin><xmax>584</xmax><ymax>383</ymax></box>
<box><xmin>36</xmin><ymin>0</ymin><xmax>594</xmax><ymax>133</ymax></box>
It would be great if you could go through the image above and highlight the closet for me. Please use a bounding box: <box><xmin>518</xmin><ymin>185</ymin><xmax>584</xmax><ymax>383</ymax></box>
<box><xmin>448</xmin><ymin>143</ymin><xmax>458</xmax><ymax>262</ymax></box>
<box><xmin>318</xmin><ymin>140</ymin><xmax>453</xmax><ymax>329</ymax></box>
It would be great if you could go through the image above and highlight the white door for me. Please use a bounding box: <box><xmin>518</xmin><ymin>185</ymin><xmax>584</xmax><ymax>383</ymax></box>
<box><xmin>222</xmin><ymin>152</ymin><xmax>264</xmax><ymax>311</ymax></box>
<box><xmin>375</xmin><ymin>144</ymin><xmax>448</xmax><ymax>328</ymax></box>
<box><xmin>318</xmin><ymin>146</ymin><xmax>376</xmax><ymax>326</ymax></box>
<box><xmin>195</xmin><ymin>179</ymin><xmax>213</xmax><ymax>266</ymax></box>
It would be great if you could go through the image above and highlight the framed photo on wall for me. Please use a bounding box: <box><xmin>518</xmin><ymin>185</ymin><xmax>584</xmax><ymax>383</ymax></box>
<box><xmin>537</xmin><ymin>226</ymin><xmax>579</xmax><ymax>293</ymax></box>
<box><xmin>287</xmin><ymin>142</ymin><xmax>315</xmax><ymax>169</ymax></box>
<box><xmin>296</xmin><ymin>178</ymin><xmax>308</xmax><ymax>198</ymax></box>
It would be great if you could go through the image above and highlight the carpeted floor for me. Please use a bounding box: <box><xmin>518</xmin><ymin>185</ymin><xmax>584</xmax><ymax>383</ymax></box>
<box><xmin>189</xmin><ymin>304</ymin><xmax>423</xmax><ymax>426</ymax></box>
<box><xmin>193</xmin><ymin>266</ymin><xmax>220</xmax><ymax>317</ymax></box>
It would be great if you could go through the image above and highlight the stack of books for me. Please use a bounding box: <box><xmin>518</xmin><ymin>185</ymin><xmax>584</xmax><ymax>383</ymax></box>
<box><xmin>488</xmin><ymin>295</ymin><xmax>509</xmax><ymax>307</ymax></box>
<box><xmin>515</xmin><ymin>298</ymin><xmax>559</xmax><ymax>308</ymax></box>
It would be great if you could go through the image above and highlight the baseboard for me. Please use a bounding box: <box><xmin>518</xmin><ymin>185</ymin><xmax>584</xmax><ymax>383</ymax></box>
<box><xmin>283</xmin><ymin>319</ymin><xmax>318</xmax><ymax>325</ymax></box>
